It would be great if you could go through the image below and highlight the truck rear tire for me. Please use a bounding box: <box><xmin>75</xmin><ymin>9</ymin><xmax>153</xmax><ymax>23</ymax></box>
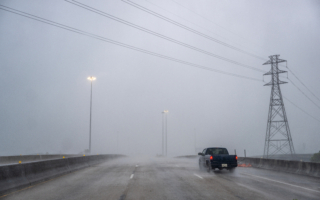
<box><xmin>206</xmin><ymin>162</ymin><xmax>211</xmax><ymax>173</ymax></box>
<box><xmin>229</xmin><ymin>168</ymin><xmax>235</xmax><ymax>173</ymax></box>
<box><xmin>199</xmin><ymin>161</ymin><xmax>203</xmax><ymax>170</ymax></box>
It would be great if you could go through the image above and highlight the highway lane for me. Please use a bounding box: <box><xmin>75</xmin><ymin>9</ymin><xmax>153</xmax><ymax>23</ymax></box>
<box><xmin>1</xmin><ymin>157</ymin><xmax>319</xmax><ymax>200</ymax></box>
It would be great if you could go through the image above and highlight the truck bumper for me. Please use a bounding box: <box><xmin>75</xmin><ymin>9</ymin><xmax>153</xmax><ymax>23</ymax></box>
<box><xmin>211</xmin><ymin>162</ymin><xmax>237</xmax><ymax>169</ymax></box>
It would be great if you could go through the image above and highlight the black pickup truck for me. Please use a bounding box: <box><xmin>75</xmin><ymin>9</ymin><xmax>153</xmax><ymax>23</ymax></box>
<box><xmin>198</xmin><ymin>147</ymin><xmax>237</xmax><ymax>172</ymax></box>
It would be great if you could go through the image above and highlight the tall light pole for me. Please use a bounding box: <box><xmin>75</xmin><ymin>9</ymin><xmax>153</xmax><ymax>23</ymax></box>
<box><xmin>117</xmin><ymin>131</ymin><xmax>119</xmax><ymax>153</ymax></box>
<box><xmin>194</xmin><ymin>128</ymin><xmax>196</xmax><ymax>154</ymax></box>
<box><xmin>161</xmin><ymin>112</ymin><xmax>164</xmax><ymax>156</ymax></box>
<box><xmin>88</xmin><ymin>76</ymin><xmax>96</xmax><ymax>154</ymax></box>
<box><xmin>163</xmin><ymin>110</ymin><xmax>169</xmax><ymax>156</ymax></box>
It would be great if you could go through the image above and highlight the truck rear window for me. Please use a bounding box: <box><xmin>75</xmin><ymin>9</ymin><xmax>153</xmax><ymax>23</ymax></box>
<box><xmin>206</xmin><ymin>148</ymin><xmax>229</xmax><ymax>155</ymax></box>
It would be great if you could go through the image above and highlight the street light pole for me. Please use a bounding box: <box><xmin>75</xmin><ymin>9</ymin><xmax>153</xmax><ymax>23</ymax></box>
<box><xmin>88</xmin><ymin>76</ymin><xmax>96</xmax><ymax>154</ymax></box>
<box><xmin>166</xmin><ymin>113</ymin><xmax>167</xmax><ymax>156</ymax></box>
<box><xmin>194</xmin><ymin>128</ymin><xmax>196</xmax><ymax>154</ymax></box>
<box><xmin>162</xmin><ymin>112</ymin><xmax>164</xmax><ymax>156</ymax></box>
<box><xmin>117</xmin><ymin>131</ymin><xmax>119</xmax><ymax>153</ymax></box>
<box><xmin>163</xmin><ymin>110</ymin><xmax>169</xmax><ymax>156</ymax></box>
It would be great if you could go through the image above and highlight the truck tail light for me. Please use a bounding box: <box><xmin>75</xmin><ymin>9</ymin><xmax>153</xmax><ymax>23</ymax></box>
<box><xmin>210</xmin><ymin>156</ymin><xmax>213</xmax><ymax>160</ymax></box>
<box><xmin>236</xmin><ymin>156</ymin><xmax>238</xmax><ymax>160</ymax></box>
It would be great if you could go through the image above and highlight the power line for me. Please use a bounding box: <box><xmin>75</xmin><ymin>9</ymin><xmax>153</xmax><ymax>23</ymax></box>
<box><xmin>144</xmin><ymin>0</ymin><xmax>248</xmax><ymax>50</ymax></box>
<box><xmin>171</xmin><ymin>0</ymin><xmax>320</xmax><ymax>102</ymax></box>
<box><xmin>172</xmin><ymin>0</ymin><xmax>320</xmax><ymax>103</ymax></box>
<box><xmin>287</xmin><ymin>67</ymin><xmax>320</xmax><ymax>102</ymax></box>
<box><xmin>1</xmin><ymin>4</ymin><xmax>318</xmax><ymax>124</ymax></box>
<box><xmin>271</xmin><ymin>62</ymin><xmax>320</xmax><ymax>110</ymax></box>
<box><xmin>0</xmin><ymin>4</ymin><xmax>261</xmax><ymax>82</ymax></box>
<box><xmin>277</xmin><ymin>62</ymin><xmax>320</xmax><ymax>106</ymax></box>
<box><xmin>66</xmin><ymin>0</ymin><xmax>265</xmax><ymax>73</ymax></box>
<box><xmin>121</xmin><ymin>0</ymin><xmax>266</xmax><ymax>60</ymax></box>
<box><xmin>170</xmin><ymin>0</ymin><xmax>267</xmax><ymax>51</ymax></box>
<box><xmin>265</xmin><ymin>71</ymin><xmax>317</xmax><ymax>109</ymax></box>
<box><xmin>126</xmin><ymin>0</ymin><xmax>320</xmax><ymax>108</ymax></box>
<box><xmin>287</xmin><ymin>77</ymin><xmax>320</xmax><ymax>110</ymax></box>
<box><xmin>283</xmin><ymin>96</ymin><xmax>320</xmax><ymax>122</ymax></box>
<box><xmin>171</xmin><ymin>1</ymin><xmax>319</xmax><ymax>103</ymax></box>
<box><xmin>71</xmin><ymin>0</ymin><xmax>320</xmax><ymax>111</ymax></box>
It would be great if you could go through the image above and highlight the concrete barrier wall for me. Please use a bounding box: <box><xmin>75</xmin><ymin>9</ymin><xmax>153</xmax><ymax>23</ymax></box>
<box><xmin>0</xmin><ymin>164</ymin><xmax>29</xmax><ymax>193</ymax></box>
<box><xmin>176</xmin><ymin>155</ymin><xmax>320</xmax><ymax>178</ymax></box>
<box><xmin>239</xmin><ymin>157</ymin><xmax>320</xmax><ymax>178</ymax></box>
<box><xmin>24</xmin><ymin>159</ymin><xmax>71</xmax><ymax>184</ymax></box>
<box><xmin>250</xmin><ymin>154</ymin><xmax>313</xmax><ymax>162</ymax></box>
<box><xmin>175</xmin><ymin>155</ymin><xmax>198</xmax><ymax>159</ymax></box>
<box><xmin>0</xmin><ymin>154</ymin><xmax>124</xmax><ymax>195</ymax></box>
<box><xmin>67</xmin><ymin>156</ymin><xmax>90</xmax><ymax>171</ymax></box>
<box><xmin>0</xmin><ymin>154</ymin><xmax>78</xmax><ymax>165</ymax></box>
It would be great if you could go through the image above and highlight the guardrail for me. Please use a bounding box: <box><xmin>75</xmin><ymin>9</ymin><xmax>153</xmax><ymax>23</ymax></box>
<box><xmin>0</xmin><ymin>154</ymin><xmax>124</xmax><ymax>195</ymax></box>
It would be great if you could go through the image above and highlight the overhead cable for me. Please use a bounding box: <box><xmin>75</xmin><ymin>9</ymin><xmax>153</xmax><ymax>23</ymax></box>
<box><xmin>0</xmin><ymin>4</ymin><xmax>262</xmax><ymax>82</ymax></box>
<box><xmin>283</xmin><ymin>96</ymin><xmax>320</xmax><ymax>122</ymax></box>
<box><xmin>1</xmin><ymin>4</ymin><xmax>318</xmax><ymax>123</ymax></box>
<box><xmin>66</xmin><ymin>0</ymin><xmax>265</xmax><ymax>73</ymax></box>
<box><xmin>126</xmin><ymin>0</ymin><xmax>320</xmax><ymax>105</ymax></box>
<box><xmin>170</xmin><ymin>0</ymin><xmax>267</xmax><ymax>51</ymax></box>
<box><xmin>121</xmin><ymin>0</ymin><xmax>266</xmax><ymax>60</ymax></box>
<box><xmin>144</xmin><ymin>0</ymin><xmax>247</xmax><ymax>50</ymax></box>
<box><xmin>76</xmin><ymin>0</ymin><xmax>320</xmax><ymax>109</ymax></box>
<box><xmin>287</xmin><ymin>78</ymin><xmax>320</xmax><ymax>110</ymax></box>
<box><xmin>172</xmin><ymin>0</ymin><xmax>320</xmax><ymax>109</ymax></box>
<box><xmin>287</xmin><ymin>67</ymin><xmax>320</xmax><ymax>102</ymax></box>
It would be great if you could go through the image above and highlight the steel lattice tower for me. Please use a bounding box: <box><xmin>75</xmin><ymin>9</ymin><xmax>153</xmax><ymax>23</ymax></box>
<box><xmin>263</xmin><ymin>55</ymin><xmax>295</xmax><ymax>158</ymax></box>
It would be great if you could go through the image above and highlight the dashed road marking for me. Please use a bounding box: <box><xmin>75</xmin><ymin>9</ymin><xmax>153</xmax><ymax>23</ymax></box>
<box><xmin>130</xmin><ymin>174</ymin><xmax>134</xmax><ymax>179</ymax></box>
<box><xmin>194</xmin><ymin>173</ymin><xmax>203</xmax><ymax>179</ymax></box>
<box><xmin>242</xmin><ymin>173</ymin><xmax>320</xmax><ymax>193</ymax></box>
<box><xmin>136</xmin><ymin>165</ymin><xmax>139</xmax><ymax>167</ymax></box>
<box><xmin>175</xmin><ymin>165</ymin><xmax>180</xmax><ymax>167</ymax></box>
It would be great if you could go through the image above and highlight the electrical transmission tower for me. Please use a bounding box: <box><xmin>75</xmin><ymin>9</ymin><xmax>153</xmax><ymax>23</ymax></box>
<box><xmin>263</xmin><ymin>55</ymin><xmax>295</xmax><ymax>158</ymax></box>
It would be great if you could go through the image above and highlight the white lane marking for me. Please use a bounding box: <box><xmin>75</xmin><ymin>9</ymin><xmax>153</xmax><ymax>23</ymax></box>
<box><xmin>236</xmin><ymin>183</ymin><xmax>248</xmax><ymax>188</ymax></box>
<box><xmin>194</xmin><ymin>173</ymin><xmax>203</xmax><ymax>179</ymax></box>
<box><xmin>242</xmin><ymin>173</ymin><xmax>320</xmax><ymax>193</ymax></box>
<box><xmin>130</xmin><ymin>174</ymin><xmax>134</xmax><ymax>179</ymax></box>
<box><xmin>136</xmin><ymin>165</ymin><xmax>139</xmax><ymax>167</ymax></box>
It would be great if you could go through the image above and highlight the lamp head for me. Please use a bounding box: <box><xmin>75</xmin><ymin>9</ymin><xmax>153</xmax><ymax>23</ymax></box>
<box><xmin>87</xmin><ymin>76</ymin><xmax>96</xmax><ymax>81</ymax></box>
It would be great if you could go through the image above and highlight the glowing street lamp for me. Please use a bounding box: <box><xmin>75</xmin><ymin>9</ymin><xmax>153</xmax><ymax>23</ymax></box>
<box><xmin>87</xmin><ymin>76</ymin><xmax>96</xmax><ymax>81</ymax></box>
<box><xmin>88</xmin><ymin>76</ymin><xmax>96</xmax><ymax>154</ymax></box>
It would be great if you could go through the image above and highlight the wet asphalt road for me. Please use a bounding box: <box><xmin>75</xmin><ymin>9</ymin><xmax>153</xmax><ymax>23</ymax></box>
<box><xmin>1</xmin><ymin>157</ymin><xmax>319</xmax><ymax>200</ymax></box>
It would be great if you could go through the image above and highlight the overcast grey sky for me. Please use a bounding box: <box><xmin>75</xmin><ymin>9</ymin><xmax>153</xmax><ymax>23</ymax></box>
<box><xmin>0</xmin><ymin>0</ymin><xmax>319</xmax><ymax>156</ymax></box>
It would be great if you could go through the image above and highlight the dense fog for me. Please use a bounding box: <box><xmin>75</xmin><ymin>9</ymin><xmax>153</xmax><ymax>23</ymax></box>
<box><xmin>0</xmin><ymin>0</ymin><xmax>319</xmax><ymax>157</ymax></box>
